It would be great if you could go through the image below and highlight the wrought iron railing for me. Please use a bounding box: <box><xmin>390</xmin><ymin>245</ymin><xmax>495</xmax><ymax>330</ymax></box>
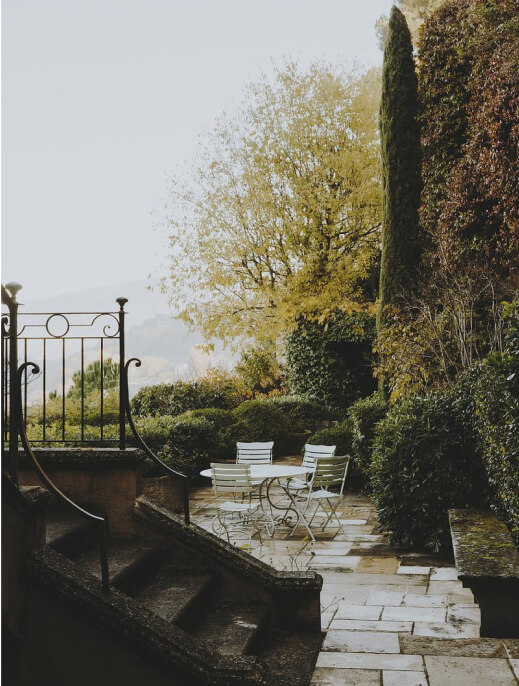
<box><xmin>2</xmin><ymin>281</ymin><xmax>191</xmax><ymax>588</ymax></box>
<box><xmin>1</xmin><ymin>294</ymin><xmax>128</xmax><ymax>448</ymax></box>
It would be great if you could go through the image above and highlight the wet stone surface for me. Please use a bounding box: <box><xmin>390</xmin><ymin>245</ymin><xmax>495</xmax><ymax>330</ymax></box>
<box><xmin>190</xmin><ymin>455</ymin><xmax>519</xmax><ymax>685</ymax></box>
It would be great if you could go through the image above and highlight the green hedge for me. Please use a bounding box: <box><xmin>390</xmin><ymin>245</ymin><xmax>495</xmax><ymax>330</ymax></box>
<box><xmin>474</xmin><ymin>306</ymin><xmax>519</xmax><ymax>543</ymax></box>
<box><xmin>228</xmin><ymin>400</ymin><xmax>290</xmax><ymax>451</ymax></box>
<box><xmin>131</xmin><ymin>374</ymin><xmax>249</xmax><ymax>417</ymax></box>
<box><xmin>309</xmin><ymin>419</ymin><xmax>354</xmax><ymax>457</ymax></box>
<box><xmin>348</xmin><ymin>392</ymin><xmax>388</xmax><ymax>481</ymax></box>
<box><xmin>371</xmin><ymin>389</ymin><xmax>486</xmax><ymax>552</ymax></box>
<box><xmin>266</xmin><ymin>395</ymin><xmax>337</xmax><ymax>431</ymax></box>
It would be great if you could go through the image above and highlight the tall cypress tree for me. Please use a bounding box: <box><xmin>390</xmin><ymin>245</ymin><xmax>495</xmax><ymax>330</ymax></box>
<box><xmin>378</xmin><ymin>6</ymin><xmax>421</xmax><ymax>328</ymax></box>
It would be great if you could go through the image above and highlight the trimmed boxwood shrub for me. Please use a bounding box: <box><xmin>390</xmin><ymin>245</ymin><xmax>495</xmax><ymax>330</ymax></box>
<box><xmin>348</xmin><ymin>392</ymin><xmax>388</xmax><ymax>481</ymax></box>
<box><xmin>158</xmin><ymin>414</ymin><xmax>218</xmax><ymax>481</ymax></box>
<box><xmin>131</xmin><ymin>374</ymin><xmax>249</xmax><ymax>418</ymax></box>
<box><xmin>229</xmin><ymin>400</ymin><xmax>290</xmax><ymax>451</ymax></box>
<box><xmin>179</xmin><ymin>408</ymin><xmax>235</xmax><ymax>461</ymax></box>
<box><xmin>309</xmin><ymin>419</ymin><xmax>354</xmax><ymax>457</ymax></box>
<box><xmin>371</xmin><ymin>390</ymin><xmax>486</xmax><ymax>552</ymax></box>
<box><xmin>267</xmin><ymin>395</ymin><xmax>338</xmax><ymax>431</ymax></box>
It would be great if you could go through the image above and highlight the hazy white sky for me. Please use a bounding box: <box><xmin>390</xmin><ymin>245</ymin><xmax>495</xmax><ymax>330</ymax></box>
<box><xmin>2</xmin><ymin>0</ymin><xmax>393</xmax><ymax>304</ymax></box>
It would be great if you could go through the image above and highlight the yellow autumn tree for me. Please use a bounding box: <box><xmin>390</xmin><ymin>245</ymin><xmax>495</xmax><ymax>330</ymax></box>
<box><xmin>164</xmin><ymin>61</ymin><xmax>382</xmax><ymax>342</ymax></box>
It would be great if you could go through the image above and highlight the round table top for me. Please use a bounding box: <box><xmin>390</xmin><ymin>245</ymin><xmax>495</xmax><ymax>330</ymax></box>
<box><xmin>200</xmin><ymin>464</ymin><xmax>313</xmax><ymax>480</ymax></box>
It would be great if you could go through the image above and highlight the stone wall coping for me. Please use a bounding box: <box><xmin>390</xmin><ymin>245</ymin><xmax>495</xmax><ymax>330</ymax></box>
<box><xmin>449</xmin><ymin>508</ymin><xmax>519</xmax><ymax>580</ymax></box>
<box><xmin>3</xmin><ymin>476</ymin><xmax>51</xmax><ymax>513</ymax></box>
<box><xmin>26</xmin><ymin>547</ymin><xmax>265</xmax><ymax>686</ymax></box>
<box><xmin>18</xmin><ymin>447</ymin><xmax>145</xmax><ymax>471</ymax></box>
<box><xmin>134</xmin><ymin>495</ymin><xmax>323</xmax><ymax>593</ymax></box>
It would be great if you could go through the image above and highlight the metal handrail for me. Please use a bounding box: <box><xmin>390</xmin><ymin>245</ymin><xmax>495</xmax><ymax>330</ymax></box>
<box><xmin>123</xmin><ymin>358</ymin><xmax>190</xmax><ymax>525</ymax></box>
<box><xmin>17</xmin><ymin>361</ymin><xmax>111</xmax><ymax>592</ymax></box>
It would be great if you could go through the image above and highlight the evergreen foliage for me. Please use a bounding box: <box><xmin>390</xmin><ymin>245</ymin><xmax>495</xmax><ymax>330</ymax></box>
<box><xmin>378</xmin><ymin>6</ymin><xmax>421</xmax><ymax>324</ymax></box>
<box><xmin>286</xmin><ymin>311</ymin><xmax>377</xmax><ymax>412</ymax></box>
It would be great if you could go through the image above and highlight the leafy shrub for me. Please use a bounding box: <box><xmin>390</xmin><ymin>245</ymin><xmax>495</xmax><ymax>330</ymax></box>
<box><xmin>26</xmin><ymin>421</ymin><xmax>120</xmax><ymax>444</ymax></box>
<box><xmin>286</xmin><ymin>311</ymin><xmax>377</xmax><ymax>411</ymax></box>
<box><xmin>235</xmin><ymin>344</ymin><xmax>287</xmax><ymax>396</ymax></box>
<box><xmin>309</xmin><ymin>418</ymin><xmax>354</xmax><ymax>457</ymax></box>
<box><xmin>474</xmin><ymin>304</ymin><xmax>519</xmax><ymax>543</ymax></box>
<box><xmin>133</xmin><ymin>415</ymin><xmax>178</xmax><ymax>452</ymax></box>
<box><xmin>267</xmin><ymin>395</ymin><xmax>338</xmax><ymax>431</ymax></box>
<box><xmin>158</xmin><ymin>414</ymin><xmax>219</xmax><ymax>481</ymax></box>
<box><xmin>131</xmin><ymin>383</ymin><xmax>175</xmax><ymax>417</ymax></box>
<box><xmin>371</xmin><ymin>390</ymin><xmax>486</xmax><ymax>552</ymax></box>
<box><xmin>178</xmin><ymin>408</ymin><xmax>234</xmax><ymax>461</ymax></box>
<box><xmin>229</xmin><ymin>400</ymin><xmax>289</xmax><ymax>450</ymax></box>
<box><xmin>131</xmin><ymin>372</ymin><xmax>250</xmax><ymax>418</ymax></box>
<box><xmin>348</xmin><ymin>392</ymin><xmax>387</xmax><ymax>481</ymax></box>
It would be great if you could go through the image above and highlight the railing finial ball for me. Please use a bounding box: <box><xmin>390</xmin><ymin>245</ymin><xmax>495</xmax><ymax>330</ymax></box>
<box><xmin>116</xmin><ymin>297</ymin><xmax>128</xmax><ymax>311</ymax></box>
<box><xmin>5</xmin><ymin>282</ymin><xmax>22</xmax><ymax>301</ymax></box>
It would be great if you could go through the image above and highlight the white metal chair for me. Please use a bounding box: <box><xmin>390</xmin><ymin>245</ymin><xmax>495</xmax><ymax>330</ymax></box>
<box><xmin>300</xmin><ymin>455</ymin><xmax>350</xmax><ymax>534</ymax></box>
<box><xmin>236</xmin><ymin>441</ymin><xmax>274</xmax><ymax>465</ymax></box>
<box><xmin>286</xmin><ymin>444</ymin><xmax>336</xmax><ymax>492</ymax></box>
<box><xmin>210</xmin><ymin>463</ymin><xmax>262</xmax><ymax>544</ymax></box>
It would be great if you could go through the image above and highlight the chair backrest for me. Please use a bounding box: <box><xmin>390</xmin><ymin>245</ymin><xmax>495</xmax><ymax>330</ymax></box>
<box><xmin>211</xmin><ymin>463</ymin><xmax>252</xmax><ymax>496</ymax></box>
<box><xmin>311</xmin><ymin>455</ymin><xmax>350</xmax><ymax>495</ymax></box>
<box><xmin>236</xmin><ymin>441</ymin><xmax>273</xmax><ymax>465</ymax></box>
<box><xmin>302</xmin><ymin>443</ymin><xmax>336</xmax><ymax>470</ymax></box>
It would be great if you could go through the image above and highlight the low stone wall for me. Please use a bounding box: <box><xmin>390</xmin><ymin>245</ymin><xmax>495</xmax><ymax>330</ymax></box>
<box><xmin>18</xmin><ymin>448</ymin><xmax>144</xmax><ymax>535</ymax></box>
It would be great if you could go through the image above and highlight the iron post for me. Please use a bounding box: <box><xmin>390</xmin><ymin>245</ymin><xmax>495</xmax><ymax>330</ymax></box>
<box><xmin>6</xmin><ymin>283</ymin><xmax>22</xmax><ymax>484</ymax></box>
<box><xmin>116</xmin><ymin>297</ymin><xmax>128</xmax><ymax>450</ymax></box>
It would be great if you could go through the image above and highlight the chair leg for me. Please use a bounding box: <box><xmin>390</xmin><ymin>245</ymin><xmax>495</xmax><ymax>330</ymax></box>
<box><xmin>320</xmin><ymin>498</ymin><xmax>343</xmax><ymax>533</ymax></box>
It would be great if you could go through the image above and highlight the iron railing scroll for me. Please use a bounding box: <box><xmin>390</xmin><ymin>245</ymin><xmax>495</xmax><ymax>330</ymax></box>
<box><xmin>123</xmin><ymin>358</ymin><xmax>190</xmax><ymax>525</ymax></box>
<box><xmin>17</xmin><ymin>361</ymin><xmax>110</xmax><ymax>592</ymax></box>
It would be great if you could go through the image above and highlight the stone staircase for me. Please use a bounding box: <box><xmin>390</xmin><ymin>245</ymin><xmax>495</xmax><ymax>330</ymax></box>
<box><xmin>20</xmin><ymin>495</ymin><xmax>323</xmax><ymax>686</ymax></box>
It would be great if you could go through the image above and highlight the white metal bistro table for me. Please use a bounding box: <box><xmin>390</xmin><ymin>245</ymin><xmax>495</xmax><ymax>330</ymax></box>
<box><xmin>200</xmin><ymin>464</ymin><xmax>315</xmax><ymax>538</ymax></box>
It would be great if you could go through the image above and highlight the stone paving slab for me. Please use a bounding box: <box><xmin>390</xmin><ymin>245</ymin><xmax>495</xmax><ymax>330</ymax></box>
<box><xmin>413</xmin><ymin>621</ymin><xmax>480</xmax><ymax>639</ymax></box>
<box><xmin>397</xmin><ymin>565</ymin><xmax>431</xmax><ymax>576</ymax></box>
<box><xmin>399</xmin><ymin>635</ymin><xmax>508</xmax><ymax>658</ymax></box>
<box><xmin>322</xmin><ymin>630</ymin><xmax>400</xmax><ymax>653</ymax></box>
<box><xmin>425</xmin><ymin>655</ymin><xmax>517</xmax><ymax>685</ymax></box>
<box><xmin>317</xmin><ymin>652</ymin><xmax>423</xmax><ymax>670</ymax></box>
<box><xmin>382</xmin><ymin>606</ymin><xmax>446</xmax><ymax>623</ymax></box>
<box><xmin>382</xmin><ymin>670</ymin><xmax>428</xmax><ymax>686</ymax></box>
<box><xmin>311</xmin><ymin>667</ymin><xmax>380</xmax><ymax>685</ymax></box>
<box><xmin>330</xmin><ymin>619</ymin><xmax>414</xmax><ymax>633</ymax></box>
<box><xmin>430</xmin><ymin>567</ymin><xmax>459</xmax><ymax>581</ymax></box>
<box><xmin>505</xmin><ymin>640</ymin><xmax>519</xmax><ymax>658</ymax></box>
<box><xmin>335</xmin><ymin>604</ymin><xmax>383</xmax><ymax>620</ymax></box>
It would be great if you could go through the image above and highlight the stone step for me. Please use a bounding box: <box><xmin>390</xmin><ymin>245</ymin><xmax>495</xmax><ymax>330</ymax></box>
<box><xmin>192</xmin><ymin>602</ymin><xmax>269</xmax><ymax>655</ymax></box>
<box><xmin>133</xmin><ymin>559</ymin><xmax>215</xmax><ymax>628</ymax></box>
<box><xmin>74</xmin><ymin>536</ymin><xmax>164</xmax><ymax>590</ymax></box>
<box><xmin>258</xmin><ymin>629</ymin><xmax>323</xmax><ymax>686</ymax></box>
<box><xmin>45</xmin><ymin>507</ymin><xmax>99</xmax><ymax>558</ymax></box>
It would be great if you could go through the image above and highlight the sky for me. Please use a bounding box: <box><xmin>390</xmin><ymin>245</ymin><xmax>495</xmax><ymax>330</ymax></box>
<box><xmin>2</xmin><ymin>0</ymin><xmax>393</xmax><ymax>305</ymax></box>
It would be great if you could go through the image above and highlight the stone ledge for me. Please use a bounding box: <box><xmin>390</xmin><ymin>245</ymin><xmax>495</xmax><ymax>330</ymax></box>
<box><xmin>18</xmin><ymin>447</ymin><xmax>145</xmax><ymax>471</ymax></box>
<box><xmin>449</xmin><ymin>509</ymin><xmax>519</xmax><ymax>580</ymax></box>
<box><xmin>26</xmin><ymin>547</ymin><xmax>265</xmax><ymax>686</ymax></box>
<box><xmin>3</xmin><ymin>475</ymin><xmax>51</xmax><ymax>513</ymax></box>
<box><xmin>134</xmin><ymin>495</ymin><xmax>323</xmax><ymax>593</ymax></box>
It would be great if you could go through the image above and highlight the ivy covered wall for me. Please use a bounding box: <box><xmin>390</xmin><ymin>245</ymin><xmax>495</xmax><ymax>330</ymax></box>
<box><xmin>286</xmin><ymin>311</ymin><xmax>377</xmax><ymax>411</ymax></box>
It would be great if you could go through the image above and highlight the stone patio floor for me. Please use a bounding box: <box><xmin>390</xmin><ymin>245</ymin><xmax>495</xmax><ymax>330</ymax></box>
<box><xmin>190</xmin><ymin>456</ymin><xmax>519</xmax><ymax>686</ymax></box>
